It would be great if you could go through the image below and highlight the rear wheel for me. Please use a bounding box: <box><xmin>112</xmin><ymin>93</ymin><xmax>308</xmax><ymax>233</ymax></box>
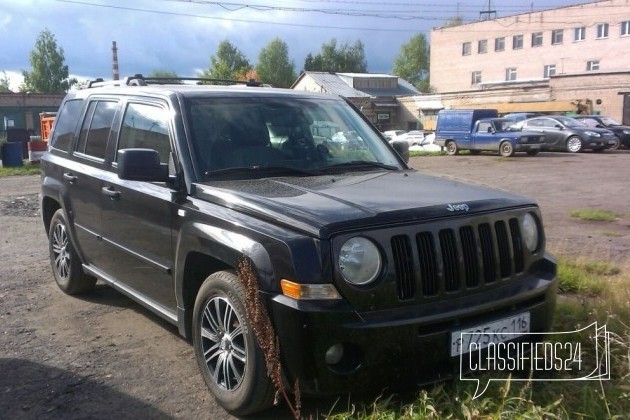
<box><xmin>566</xmin><ymin>136</ymin><xmax>582</xmax><ymax>153</ymax></box>
<box><xmin>48</xmin><ymin>209</ymin><xmax>96</xmax><ymax>295</ymax></box>
<box><xmin>193</xmin><ymin>271</ymin><xmax>274</xmax><ymax>416</ymax></box>
<box><xmin>445</xmin><ymin>141</ymin><xmax>459</xmax><ymax>155</ymax></box>
<box><xmin>499</xmin><ymin>141</ymin><xmax>515</xmax><ymax>157</ymax></box>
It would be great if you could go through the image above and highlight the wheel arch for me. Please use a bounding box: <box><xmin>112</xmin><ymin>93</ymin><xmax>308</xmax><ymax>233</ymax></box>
<box><xmin>175</xmin><ymin>224</ymin><xmax>274</xmax><ymax>339</ymax></box>
<box><xmin>41</xmin><ymin>195</ymin><xmax>62</xmax><ymax>236</ymax></box>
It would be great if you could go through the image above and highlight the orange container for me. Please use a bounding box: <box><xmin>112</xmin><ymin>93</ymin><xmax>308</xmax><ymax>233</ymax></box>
<box><xmin>40</xmin><ymin>112</ymin><xmax>56</xmax><ymax>142</ymax></box>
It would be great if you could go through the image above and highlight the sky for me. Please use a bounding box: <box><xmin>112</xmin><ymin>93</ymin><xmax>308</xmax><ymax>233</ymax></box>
<box><xmin>1</xmin><ymin>0</ymin><xmax>592</xmax><ymax>91</ymax></box>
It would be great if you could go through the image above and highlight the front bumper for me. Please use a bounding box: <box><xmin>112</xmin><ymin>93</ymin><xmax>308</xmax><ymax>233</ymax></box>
<box><xmin>267</xmin><ymin>256</ymin><xmax>557</xmax><ymax>396</ymax></box>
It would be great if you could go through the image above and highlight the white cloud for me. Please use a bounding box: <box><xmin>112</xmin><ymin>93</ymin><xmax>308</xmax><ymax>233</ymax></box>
<box><xmin>4</xmin><ymin>71</ymin><xmax>24</xmax><ymax>92</ymax></box>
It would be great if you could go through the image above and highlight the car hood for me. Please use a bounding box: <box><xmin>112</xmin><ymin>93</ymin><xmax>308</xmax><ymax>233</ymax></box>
<box><xmin>193</xmin><ymin>170</ymin><xmax>534</xmax><ymax>238</ymax></box>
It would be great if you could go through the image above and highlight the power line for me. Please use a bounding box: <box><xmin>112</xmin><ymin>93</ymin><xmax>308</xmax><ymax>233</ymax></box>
<box><xmin>56</xmin><ymin>0</ymin><xmax>426</xmax><ymax>31</ymax></box>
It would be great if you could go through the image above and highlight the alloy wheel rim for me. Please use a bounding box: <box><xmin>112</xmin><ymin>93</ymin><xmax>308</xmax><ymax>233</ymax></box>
<box><xmin>200</xmin><ymin>296</ymin><xmax>247</xmax><ymax>391</ymax></box>
<box><xmin>567</xmin><ymin>138</ymin><xmax>581</xmax><ymax>152</ymax></box>
<box><xmin>52</xmin><ymin>223</ymin><xmax>70</xmax><ymax>280</ymax></box>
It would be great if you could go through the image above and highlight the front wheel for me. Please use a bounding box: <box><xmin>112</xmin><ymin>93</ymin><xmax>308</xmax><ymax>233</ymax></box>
<box><xmin>499</xmin><ymin>141</ymin><xmax>515</xmax><ymax>157</ymax></box>
<box><xmin>445</xmin><ymin>141</ymin><xmax>459</xmax><ymax>155</ymax></box>
<box><xmin>566</xmin><ymin>136</ymin><xmax>582</xmax><ymax>153</ymax></box>
<box><xmin>48</xmin><ymin>209</ymin><xmax>96</xmax><ymax>295</ymax></box>
<box><xmin>607</xmin><ymin>136</ymin><xmax>621</xmax><ymax>150</ymax></box>
<box><xmin>193</xmin><ymin>271</ymin><xmax>274</xmax><ymax>416</ymax></box>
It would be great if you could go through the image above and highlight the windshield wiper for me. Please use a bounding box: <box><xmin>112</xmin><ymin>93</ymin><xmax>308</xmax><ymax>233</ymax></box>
<box><xmin>205</xmin><ymin>166</ymin><xmax>315</xmax><ymax>179</ymax></box>
<box><xmin>321</xmin><ymin>161</ymin><xmax>399</xmax><ymax>172</ymax></box>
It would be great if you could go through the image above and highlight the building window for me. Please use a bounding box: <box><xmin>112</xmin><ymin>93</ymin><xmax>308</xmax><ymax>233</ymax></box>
<box><xmin>574</xmin><ymin>26</ymin><xmax>586</xmax><ymax>41</ymax></box>
<box><xmin>597</xmin><ymin>23</ymin><xmax>609</xmax><ymax>39</ymax></box>
<box><xmin>622</xmin><ymin>21</ymin><xmax>630</xmax><ymax>36</ymax></box>
<box><xmin>495</xmin><ymin>37</ymin><xmax>505</xmax><ymax>52</ymax></box>
<box><xmin>513</xmin><ymin>34</ymin><xmax>523</xmax><ymax>49</ymax></box>
<box><xmin>505</xmin><ymin>67</ymin><xmax>517</xmax><ymax>81</ymax></box>
<box><xmin>587</xmin><ymin>60</ymin><xmax>600</xmax><ymax>71</ymax></box>
<box><xmin>531</xmin><ymin>32</ymin><xmax>543</xmax><ymax>47</ymax></box>
<box><xmin>462</xmin><ymin>42</ymin><xmax>471</xmax><ymax>56</ymax></box>
<box><xmin>544</xmin><ymin>64</ymin><xmax>556</xmax><ymax>78</ymax></box>
<box><xmin>471</xmin><ymin>71</ymin><xmax>482</xmax><ymax>85</ymax></box>
<box><xmin>552</xmin><ymin>29</ymin><xmax>564</xmax><ymax>45</ymax></box>
<box><xmin>478</xmin><ymin>39</ymin><xmax>487</xmax><ymax>54</ymax></box>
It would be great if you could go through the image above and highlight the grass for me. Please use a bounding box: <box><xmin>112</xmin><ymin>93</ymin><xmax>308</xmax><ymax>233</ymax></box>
<box><xmin>409</xmin><ymin>150</ymin><xmax>445</xmax><ymax>157</ymax></box>
<box><xmin>569</xmin><ymin>209</ymin><xmax>620</xmax><ymax>222</ymax></box>
<box><xmin>0</xmin><ymin>162</ymin><xmax>41</xmax><ymax>177</ymax></box>
<box><xmin>325</xmin><ymin>257</ymin><xmax>630</xmax><ymax>419</ymax></box>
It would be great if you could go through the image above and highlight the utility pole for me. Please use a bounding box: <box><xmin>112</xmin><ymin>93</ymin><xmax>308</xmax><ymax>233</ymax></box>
<box><xmin>479</xmin><ymin>0</ymin><xmax>497</xmax><ymax>21</ymax></box>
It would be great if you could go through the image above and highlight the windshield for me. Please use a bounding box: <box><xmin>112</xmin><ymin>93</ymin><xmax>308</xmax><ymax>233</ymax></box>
<box><xmin>185</xmin><ymin>96</ymin><xmax>403</xmax><ymax>179</ymax></box>
<box><xmin>599</xmin><ymin>116</ymin><xmax>621</xmax><ymax>126</ymax></box>
<box><xmin>556</xmin><ymin>117</ymin><xmax>584</xmax><ymax>128</ymax></box>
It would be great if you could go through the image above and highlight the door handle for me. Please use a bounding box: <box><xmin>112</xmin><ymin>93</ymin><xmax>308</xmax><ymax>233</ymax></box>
<box><xmin>63</xmin><ymin>172</ymin><xmax>77</xmax><ymax>184</ymax></box>
<box><xmin>102</xmin><ymin>186</ymin><xmax>121</xmax><ymax>201</ymax></box>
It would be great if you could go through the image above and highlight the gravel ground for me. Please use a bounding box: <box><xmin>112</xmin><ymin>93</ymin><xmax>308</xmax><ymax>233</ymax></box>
<box><xmin>0</xmin><ymin>150</ymin><xmax>628</xmax><ymax>419</ymax></box>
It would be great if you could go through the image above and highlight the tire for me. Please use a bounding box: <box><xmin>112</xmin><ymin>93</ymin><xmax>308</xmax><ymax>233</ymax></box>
<box><xmin>526</xmin><ymin>149</ymin><xmax>540</xmax><ymax>156</ymax></box>
<box><xmin>445</xmin><ymin>141</ymin><xmax>459</xmax><ymax>155</ymax></box>
<box><xmin>499</xmin><ymin>141</ymin><xmax>515</xmax><ymax>157</ymax></box>
<box><xmin>566</xmin><ymin>136</ymin><xmax>582</xmax><ymax>153</ymax></box>
<box><xmin>48</xmin><ymin>209</ymin><xmax>97</xmax><ymax>295</ymax></box>
<box><xmin>193</xmin><ymin>271</ymin><xmax>274</xmax><ymax>416</ymax></box>
<box><xmin>607</xmin><ymin>136</ymin><xmax>621</xmax><ymax>150</ymax></box>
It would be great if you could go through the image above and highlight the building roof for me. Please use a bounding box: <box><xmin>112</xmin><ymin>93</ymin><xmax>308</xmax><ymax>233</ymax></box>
<box><xmin>292</xmin><ymin>71</ymin><xmax>420</xmax><ymax>98</ymax></box>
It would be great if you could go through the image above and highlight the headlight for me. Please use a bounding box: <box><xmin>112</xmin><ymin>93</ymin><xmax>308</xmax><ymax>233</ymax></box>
<box><xmin>623</xmin><ymin>130</ymin><xmax>630</xmax><ymax>135</ymax></box>
<box><xmin>338</xmin><ymin>237</ymin><xmax>382</xmax><ymax>285</ymax></box>
<box><xmin>584</xmin><ymin>131</ymin><xmax>601</xmax><ymax>137</ymax></box>
<box><xmin>521</xmin><ymin>213</ymin><xmax>540</xmax><ymax>252</ymax></box>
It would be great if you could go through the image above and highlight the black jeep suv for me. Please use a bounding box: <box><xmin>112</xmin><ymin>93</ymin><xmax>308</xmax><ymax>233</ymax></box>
<box><xmin>40</xmin><ymin>75</ymin><xmax>557</xmax><ymax>415</ymax></box>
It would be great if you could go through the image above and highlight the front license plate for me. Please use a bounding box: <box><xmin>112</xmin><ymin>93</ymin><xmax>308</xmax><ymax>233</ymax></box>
<box><xmin>450</xmin><ymin>312</ymin><xmax>530</xmax><ymax>357</ymax></box>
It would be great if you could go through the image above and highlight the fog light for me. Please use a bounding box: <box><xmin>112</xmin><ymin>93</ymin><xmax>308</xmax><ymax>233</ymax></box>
<box><xmin>325</xmin><ymin>343</ymin><xmax>344</xmax><ymax>365</ymax></box>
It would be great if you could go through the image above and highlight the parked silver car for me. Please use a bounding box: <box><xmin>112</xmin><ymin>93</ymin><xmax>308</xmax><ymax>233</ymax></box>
<box><xmin>516</xmin><ymin>115</ymin><xmax>617</xmax><ymax>152</ymax></box>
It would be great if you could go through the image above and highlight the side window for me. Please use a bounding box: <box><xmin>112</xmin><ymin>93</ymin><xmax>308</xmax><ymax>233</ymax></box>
<box><xmin>50</xmin><ymin>99</ymin><xmax>84</xmax><ymax>152</ymax></box>
<box><xmin>117</xmin><ymin>103</ymin><xmax>171</xmax><ymax>164</ymax></box>
<box><xmin>76</xmin><ymin>100</ymin><xmax>117</xmax><ymax>160</ymax></box>
<box><xmin>477</xmin><ymin>122</ymin><xmax>492</xmax><ymax>133</ymax></box>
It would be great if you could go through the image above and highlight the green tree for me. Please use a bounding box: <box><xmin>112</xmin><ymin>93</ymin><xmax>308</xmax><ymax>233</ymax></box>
<box><xmin>0</xmin><ymin>71</ymin><xmax>11</xmax><ymax>92</ymax></box>
<box><xmin>303</xmin><ymin>39</ymin><xmax>367</xmax><ymax>73</ymax></box>
<box><xmin>200</xmin><ymin>40</ymin><xmax>251</xmax><ymax>81</ymax></box>
<box><xmin>392</xmin><ymin>34</ymin><xmax>431</xmax><ymax>92</ymax></box>
<box><xmin>255</xmin><ymin>38</ymin><xmax>296</xmax><ymax>88</ymax></box>
<box><xmin>21</xmin><ymin>29</ymin><xmax>75</xmax><ymax>93</ymax></box>
<box><xmin>148</xmin><ymin>70</ymin><xmax>181</xmax><ymax>84</ymax></box>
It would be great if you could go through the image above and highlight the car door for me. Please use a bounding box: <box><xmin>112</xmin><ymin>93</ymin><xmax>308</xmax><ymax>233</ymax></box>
<box><xmin>55</xmin><ymin>98</ymin><xmax>118</xmax><ymax>266</ymax></box>
<box><xmin>100</xmin><ymin>100</ymin><xmax>178</xmax><ymax>314</ymax></box>
<box><xmin>524</xmin><ymin>118</ymin><xmax>561</xmax><ymax>150</ymax></box>
<box><xmin>473</xmin><ymin>121</ymin><xmax>494</xmax><ymax>150</ymax></box>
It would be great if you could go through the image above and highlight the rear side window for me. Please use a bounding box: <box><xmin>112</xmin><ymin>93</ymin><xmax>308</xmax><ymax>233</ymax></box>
<box><xmin>76</xmin><ymin>100</ymin><xmax>117</xmax><ymax>160</ymax></box>
<box><xmin>50</xmin><ymin>99</ymin><xmax>83</xmax><ymax>152</ymax></box>
<box><xmin>117</xmin><ymin>103</ymin><xmax>171</xmax><ymax>164</ymax></box>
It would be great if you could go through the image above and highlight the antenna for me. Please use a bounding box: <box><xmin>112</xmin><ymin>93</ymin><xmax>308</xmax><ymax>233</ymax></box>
<box><xmin>479</xmin><ymin>0</ymin><xmax>497</xmax><ymax>21</ymax></box>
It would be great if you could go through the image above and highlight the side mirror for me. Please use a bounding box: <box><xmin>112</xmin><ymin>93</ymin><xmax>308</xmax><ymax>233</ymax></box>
<box><xmin>390</xmin><ymin>140</ymin><xmax>410</xmax><ymax>163</ymax></box>
<box><xmin>554</xmin><ymin>124</ymin><xmax>563</xmax><ymax>129</ymax></box>
<box><xmin>118</xmin><ymin>148</ymin><xmax>169</xmax><ymax>182</ymax></box>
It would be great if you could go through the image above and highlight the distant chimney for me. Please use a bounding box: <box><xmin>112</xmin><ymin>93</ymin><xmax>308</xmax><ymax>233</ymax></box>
<box><xmin>112</xmin><ymin>41</ymin><xmax>119</xmax><ymax>80</ymax></box>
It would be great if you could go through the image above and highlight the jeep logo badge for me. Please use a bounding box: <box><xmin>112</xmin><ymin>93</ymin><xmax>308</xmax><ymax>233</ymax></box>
<box><xmin>447</xmin><ymin>203</ymin><xmax>470</xmax><ymax>212</ymax></box>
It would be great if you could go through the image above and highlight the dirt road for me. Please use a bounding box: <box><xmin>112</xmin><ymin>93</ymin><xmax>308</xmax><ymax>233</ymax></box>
<box><xmin>1</xmin><ymin>151</ymin><xmax>628</xmax><ymax>419</ymax></box>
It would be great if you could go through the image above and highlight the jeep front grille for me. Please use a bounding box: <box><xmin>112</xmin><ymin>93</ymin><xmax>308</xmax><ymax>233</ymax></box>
<box><xmin>391</xmin><ymin>217</ymin><xmax>524</xmax><ymax>300</ymax></box>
